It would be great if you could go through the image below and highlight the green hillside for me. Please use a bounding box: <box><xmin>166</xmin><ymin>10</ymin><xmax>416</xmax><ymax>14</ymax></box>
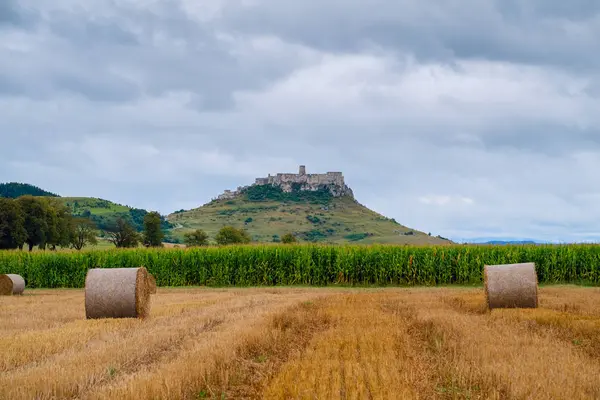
<box><xmin>59</xmin><ymin>197</ymin><xmax>174</xmax><ymax>238</ymax></box>
<box><xmin>167</xmin><ymin>185</ymin><xmax>451</xmax><ymax>245</ymax></box>
<box><xmin>1</xmin><ymin>181</ymin><xmax>452</xmax><ymax>246</ymax></box>
<box><xmin>0</xmin><ymin>182</ymin><xmax>177</xmax><ymax>244</ymax></box>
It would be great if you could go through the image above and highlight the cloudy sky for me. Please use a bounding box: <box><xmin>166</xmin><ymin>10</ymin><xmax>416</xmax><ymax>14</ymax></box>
<box><xmin>1</xmin><ymin>0</ymin><xmax>600</xmax><ymax>243</ymax></box>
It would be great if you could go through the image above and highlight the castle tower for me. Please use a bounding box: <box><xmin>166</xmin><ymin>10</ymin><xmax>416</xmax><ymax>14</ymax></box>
<box><xmin>299</xmin><ymin>165</ymin><xmax>306</xmax><ymax>175</ymax></box>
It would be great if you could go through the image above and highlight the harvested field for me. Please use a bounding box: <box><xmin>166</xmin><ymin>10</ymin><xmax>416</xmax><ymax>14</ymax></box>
<box><xmin>1</xmin><ymin>285</ymin><xmax>600</xmax><ymax>399</ymax></box>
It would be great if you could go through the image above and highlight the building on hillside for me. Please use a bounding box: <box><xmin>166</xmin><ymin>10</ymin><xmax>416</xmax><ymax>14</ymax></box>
<box><xmin>255</xmin><ymin>165</ymin><xmax>345</xmax><ymax>187</ymax></box>
<box><xmin>217</xmin><ymin>165</ymin><xmax>353</xmax><ymax>199</ymax></box>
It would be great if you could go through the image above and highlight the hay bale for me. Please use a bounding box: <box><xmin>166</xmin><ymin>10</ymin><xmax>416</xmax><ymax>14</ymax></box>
<box><xmin>484</xmin><ymin>262</ymin><xmax>538</xmax><ymax>309</ymax></box>
<box><xmin>148</xmin><ymin>273</ymin><xmax>157</xmax><ymax>294</ymax></box>
<box><xmin>85</xmin><ymin>267</ymin><xmax>151</xmax><ymax>319</ymax></box>
<box><xmin>0</xmin><ymin>274</ymin><xmax>25</xmax><ymax>295</ymax></box>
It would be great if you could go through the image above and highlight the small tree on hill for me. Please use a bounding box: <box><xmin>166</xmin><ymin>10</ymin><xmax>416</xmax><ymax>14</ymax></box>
<box><xmin>184</xmin><ymin>229</ymin><xmax>209</xmax><ymax>247</ymax></box>
<box><xmin>107</xmin><ymin>217</ymin><xmax>139</xmax><ymax>248</ymax></box>
<box><xmin>71</xmin><ymin>218</ymin><xmax>98</xmax><ymax>250</ymax></box>
<box><xmin>143</xmin><ymin>211</ymin><xmax>164</xmax><ymax>247</ymax></box>
<box><xmin>281</xmin><ymin>233</ymin><xmax>297</xmax><ymax>244</ymax></box>
<box><xmin>215</xmin><ymin>226</ymin><xmax>251</xmax><ymax>245</ymax></box>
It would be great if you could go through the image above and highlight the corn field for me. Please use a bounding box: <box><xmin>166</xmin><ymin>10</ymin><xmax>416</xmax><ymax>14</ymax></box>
<box><xmin>1</xmin><ymin>244</ymin><xmax>600</xmax><ymax>288</ymax></box>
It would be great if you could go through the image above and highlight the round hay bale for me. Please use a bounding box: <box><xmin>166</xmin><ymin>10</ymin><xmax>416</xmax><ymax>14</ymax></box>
<box><xmin>85</xmin><ymin>267</ymin><xmax>151</xmax><ymax>319</ymax></box>
<box><xmin>148</xmin><ymin>273</ymin><xmax>157</xmax><ymax>294</ymax></box>
<box><xmin>484</xmin><ymin>262</ymin><xmax>538</xmax><ymax>309</ymax></box>
<box><xmin>0</xmin><ymin>274</ymin><xmax>25</xmax><ymax>295</ymax></box>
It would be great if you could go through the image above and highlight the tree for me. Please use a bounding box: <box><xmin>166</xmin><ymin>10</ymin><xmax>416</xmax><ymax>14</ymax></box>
<box><xmin>16</xmin><ymin>196</ymin><xmax>49</xmax><ymax>251</ymax></box>
<box><xmin>55</xmin><ymin>201</ymin><xmax>75</xmax><ymax>248</ymax></box>
<box><xmin>0</xmin><ymin>182</ymin><xmax>58</xmax><ymax>198</ymax></box>
<box><xmin>281</xmin><ymin>233</ymin><xmax>297</xmax><ymax>244</ymax></box>
<box><xmin>143</xmin><ymin>211</ymin><xmax>164</xmax><ymax>247</ymax></box>
<box><xmin>11</xmin><ymin>196</ymin><xmax>76</xmax><ymax>251</ymax></box>
<box><xmin>215</xmin><ymin>226</ymin><xmax>251</xmax><ymax>245</ymax></box>
<box><xmin>0</xmin><ymin>198</ymin><xmax>27</xmax><ymax>249</ymax></box>
<box><xmin>106</xmin><ymin>217</ymin><xmax>140</xmax><ymax>248</ymax></box>
<box><xmin>43</xmin><ymin>199</ymin><xmax>73</xmax><ymax>250</ymax></box>
<box><xmin>71</xmin><ymin>218</ymin><xmax>98</xmax><ymax>250</ymax></box>
<box><xmin>184</xmin><ymin>229</ymin><xmax>209</xmax><ymax>247</ymax></box>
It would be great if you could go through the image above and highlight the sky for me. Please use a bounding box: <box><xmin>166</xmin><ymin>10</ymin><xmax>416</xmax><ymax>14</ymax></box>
<box><xmin>1</xmin><ymin>0</ymin><xmax>600</xmax><ymax>243</ymax></box>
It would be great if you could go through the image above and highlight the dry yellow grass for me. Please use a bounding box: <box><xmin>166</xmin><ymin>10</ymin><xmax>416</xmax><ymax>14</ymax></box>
<box><xmin>263</xmin><ymin>292</ymin><xmax>438</xmax><ymax>399</ymax></box>
<box><xmin>2</xmin><ymin>285</ymin><xmax>600</xmax><ymax>399</ymax></box>
<box><xmin>266</xmin><ymin>286</ymin><xmax>600</xmax><ymax>399</ymax></box>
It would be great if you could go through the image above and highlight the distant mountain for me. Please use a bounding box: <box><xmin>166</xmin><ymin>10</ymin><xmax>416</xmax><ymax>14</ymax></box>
<box><xmin>0</xmin><ymin>182</ymin><xmax>59</xmax><ymax>198</ymax></box>
<box><xmin>482</xmin><ymin>240</ymin><xmax>537</xmax><ymax>245</ymax></box>
<box><xmin>459</xmin><ymin>237</ymin><xmax>550</xmax><ymax>245</ymax></box>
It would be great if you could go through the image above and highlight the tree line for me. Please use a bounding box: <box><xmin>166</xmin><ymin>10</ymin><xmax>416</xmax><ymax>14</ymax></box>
<box><xmin>0</xmin><ymin>182</ymin><xmax>59</xmax><ymax>199</ymax></box>
<box><xmin>1</xmin><ymin>195</ymin><xmax>299</xmax><ymax>251</ymax></box>
<box><xmin>183</xmin><ymin>227</ymin><xmax>296</xmax><ymax>246</ymax></box>
<box><xmin>0</xmin><ymin>196</ymin><xmax>167</xmax><ymax>251</ymax></box>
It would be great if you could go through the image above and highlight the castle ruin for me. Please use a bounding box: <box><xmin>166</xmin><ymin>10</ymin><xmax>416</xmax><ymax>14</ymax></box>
<box><xmin>217</xmin><ymin>165</ymin><xmax>353</xmax><ymax>200</ymax></box>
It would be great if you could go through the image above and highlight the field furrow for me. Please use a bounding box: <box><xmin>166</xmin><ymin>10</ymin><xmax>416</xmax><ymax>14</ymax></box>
<box><xmin>2</xmin><ymin>286</ymin><xmax>600</xmax><ymax>399</ymax></box>
<box><xmin>0</xmin><ymin>289</ymin><xmax>334</xmax><ymax>399</ymax></box>
<box><xmin>405</xmin><ymin>290</ymin><xmax>600</xmax><ymax>399</ymax></box>
<box><xmin>0</xmin><ymin>291</ymin><xmax>244</xmax><ymax>371</ymax></box>
<box><xmin>263</xmin><ymin>293</ymin><xmax>439</xmax><ymax>399</ymax></box>
<box><xmin>82</xmin><ymin>294</ymin><xmax>333</xmax><ymax>400</ymax></box>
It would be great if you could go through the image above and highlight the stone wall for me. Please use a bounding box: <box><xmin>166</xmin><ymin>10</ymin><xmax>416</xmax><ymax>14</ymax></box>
<box><xmin>217</xmin><ymin>190</ymin><xmax>236</xmax><ymax>200</ymax></box>
<box><xmin>220</xmin><ymin>165</ymin><xmax>354</xmax><ymax>200</ymax></box>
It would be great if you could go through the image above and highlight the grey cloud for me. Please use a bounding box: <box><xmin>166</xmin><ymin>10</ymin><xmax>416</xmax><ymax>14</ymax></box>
<box><xmin>220</xmin><ymin>0</ymin><xmax>600</xmax><ymax>71</ymax></box>
<box><xmin>52</xmin><ymin>73</ymin><xmax>142</xmax><ymax>103</ymax></box>
<box><xmin>0</xmin><ymin>1</ymin><xmax>310</xmax><ymax>109</ymax></box>
<box><xmin>0</xmin><ymin>0</ymin><xmax>39</xmax><ymax>29</ymax></box>
<box><xmin>0</xmin><ymin>0</ymin><xmax>23</xmax><ymax>26</ymax></box>
<box><xmin>48</xmin><ymin>15</ymin><xmax>139</xmax><ymax>47</ymax></box>
<box><xmin>1</xmin><ymin>0</ymin><xmax>600</xmax><ymax>242</ymax></box>
<box><xmin>497</xmin><ymin>0</ymin><xmax>600</xmax><ymax>20</ymax></box>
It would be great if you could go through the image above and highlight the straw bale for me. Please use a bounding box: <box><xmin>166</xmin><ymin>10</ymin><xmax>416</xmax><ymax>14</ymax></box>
<box><xmin>148</xmin><ymin>273</ymin><xmax>157</xmax><ymax>294</ymax></box>
<box><xmin>0</xmin><ymin>274</ymin><xmax>25</xmax><ymax>295</ymax></box>
<box><xmin>484</xmin><ymin>262</ymin><xmax>538</xmax><ymax>309</ymax></box>
<box><xmin>85</xmin><ymin>267</ymin><xmax>151</xmax><ymax>319</ymax></box>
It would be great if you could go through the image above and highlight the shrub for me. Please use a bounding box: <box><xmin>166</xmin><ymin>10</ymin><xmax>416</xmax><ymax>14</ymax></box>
<box><xmin>215</xmin><ymin>226</ymin><xmax>251</xmax><ymax>245</ymax></box>
<box><xmin>184</xmin><ymin>229</ymin><xmax>209</xmax><ymax>247</ymax></box>
<box><xmin>344</xmin><ymin>233</ymin><xmax>369</xmax><ymax>241</ymax></box>
<box><xmin>281</xmin><ymin>233</ymin><xmax>297</xmax><ymax>244</ymax></box>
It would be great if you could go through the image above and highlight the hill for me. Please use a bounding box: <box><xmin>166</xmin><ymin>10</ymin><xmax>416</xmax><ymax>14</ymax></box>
<box><xmin>0</xmin><ymin>182</ymin><xmax>59</xmax><ymax>198</ymax></box>
<box><xmin>0</xmin><ymin>182</ymin><xmax>177</xmax><ymax>243</ymax></box>
<box><xmin>168</xmin><ymin>183</ymin><xmax>451</xmax><ymax>245</ymax></box>
<box><xmin>2</xmin><ymin>167</ymin><xmax>452</xmax><ymax>246</ymax></box>
<box><xmin>58</xmin><ymin>197</ymin><xmax>174</xmax><ymax>238</ymax></box>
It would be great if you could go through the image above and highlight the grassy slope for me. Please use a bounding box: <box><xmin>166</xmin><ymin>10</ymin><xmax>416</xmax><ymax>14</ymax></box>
<box><xmin>57</xmin><ymin>197</ymin><xmax>179</xmax><ymax>247</ymax></box>
<box><xmin>167</xmin><ymin>195</ymin><xmax>451</xmax><ymax>245</ymax></box>
<box><xmin>5</xmin><ymin>184</ymin><xmax>449</xmax><ymax>246</ymax></box>
<box><xmin>59</xmin><ymin>197</ymin><xmax>131</xmax><ymax>215</ymax></box>
<box><xmin>59</xmin><ymin>196</ymin><xmax>173</xmax><ymax>233</ymax></box>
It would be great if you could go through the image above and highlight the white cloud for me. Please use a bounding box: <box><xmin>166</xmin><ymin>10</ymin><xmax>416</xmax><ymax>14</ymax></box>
<box><xmin>1</xmin><ymin>0</ymin><xmax>600</xmax><ymax>242</ymax></box>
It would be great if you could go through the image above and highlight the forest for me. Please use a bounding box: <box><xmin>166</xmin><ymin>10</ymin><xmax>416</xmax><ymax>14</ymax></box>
<box><xmin>0</xmin><ymin>196</ymin><xmax>164</xmax><ymax>250</ymax></box>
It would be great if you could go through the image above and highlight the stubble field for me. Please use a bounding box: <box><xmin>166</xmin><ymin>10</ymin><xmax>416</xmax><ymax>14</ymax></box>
<box><xmin>2</xmin><ymin>285</ymin><xmax>600</xmax><ymax>399</ymax></box>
